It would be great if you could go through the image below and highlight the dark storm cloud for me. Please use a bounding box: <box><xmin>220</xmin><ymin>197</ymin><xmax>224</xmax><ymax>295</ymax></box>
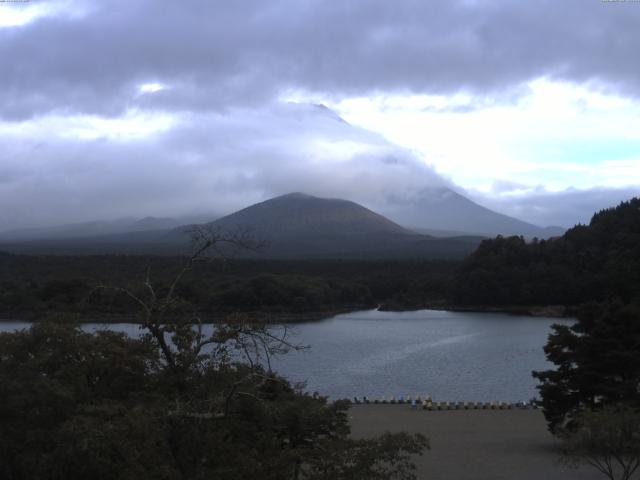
<box><xmin>1</xmin><ymin>0</ymin><xmax>640</xmax><ymax>119</ymax></box>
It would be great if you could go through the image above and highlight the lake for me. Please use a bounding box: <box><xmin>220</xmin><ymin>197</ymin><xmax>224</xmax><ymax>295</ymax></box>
<box><xmin>0</xmin><ymin>309</ymin><xmax>572</xmax><ymax>402</ymax></box>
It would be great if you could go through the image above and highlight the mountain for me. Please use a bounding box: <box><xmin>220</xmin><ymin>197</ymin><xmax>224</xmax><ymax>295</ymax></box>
<box><xmin>383</xmin><ymin>187</ymin><xmax>565</xmax><ymax>238</ymax></box>
<box><xmin>0</xmin><ymin>193</ymin><xmax>484</xmax><ymax>259</ymax></box>
<box><xmin>165</xmin><ymin>192</ymin><xmax>483</xmax><ymax>259</ymax></box>
<box><xmin>128</xmin><ymin>217</ymin><xmax>184</xmax><ymax>232</ymax></box>
<box><xmin>0</xmin><ymin>219</ymin><xmax>136</xmax><ymax>241</ymax></box>
<box><xmin>210</xmin><ymin>192</ymin><xmax>411</xmax><ymax>236</ymax></box>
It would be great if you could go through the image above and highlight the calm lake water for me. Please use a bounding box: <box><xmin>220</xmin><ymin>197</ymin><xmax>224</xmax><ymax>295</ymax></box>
<box><xmin>0</xmin><ymin>309</ymin><xmax>573</xmax><ymax>402</ymax></box>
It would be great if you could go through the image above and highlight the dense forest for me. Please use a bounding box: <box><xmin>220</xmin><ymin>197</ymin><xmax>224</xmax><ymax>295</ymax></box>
<box><xmin>0</xmin><ymin>255</ymin><xmax>455</xmax><ymax>320</ymax></box>
<box><xmin>452</xmin><ymin>198</ymin><xmax>640</xmax><ymax>308</ymax></box>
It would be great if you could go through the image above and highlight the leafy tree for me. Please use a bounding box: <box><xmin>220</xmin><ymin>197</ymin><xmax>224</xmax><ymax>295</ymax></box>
<box><xmin>533</xmin><ymin>302</ymin><xmax>640</xmax><ymax>432</ymax></box>
<box><xmin>0</xmin><ymin>227</ymin><xmax>428</xmax><ymax>479</ymax></box>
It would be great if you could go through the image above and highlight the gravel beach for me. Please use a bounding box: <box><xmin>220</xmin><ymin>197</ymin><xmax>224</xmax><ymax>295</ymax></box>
<box><xmin>349</xmin><ymin>405</ymin><xmax>603</xmax><ymax>480</ymax></box>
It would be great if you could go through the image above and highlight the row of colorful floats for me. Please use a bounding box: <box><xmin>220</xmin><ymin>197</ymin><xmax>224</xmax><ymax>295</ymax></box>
<box><xmin>350</xmin><ymin>395</ymin><xmax>539</xmax><ymax>410</ymax></box>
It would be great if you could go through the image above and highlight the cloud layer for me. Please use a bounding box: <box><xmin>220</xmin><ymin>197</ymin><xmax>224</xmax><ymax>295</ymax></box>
<box><xmin>0</xmin><ymin>103</ymin><xmax>448</xmax><ymax>229</ymax></box>
<box><xmin>469</xmin><ymin>187</ymin><xmax>640</xmax><ymax>228</ymax></box>
<box><xmin>3</xmin><ymin>0</ymin><xmax>640</xmax><ymax>120</ymax></box>
<box><xmin>0</xmin><ymin>0</ymin><xmax>638</xmax><ymax>231</ymax></box>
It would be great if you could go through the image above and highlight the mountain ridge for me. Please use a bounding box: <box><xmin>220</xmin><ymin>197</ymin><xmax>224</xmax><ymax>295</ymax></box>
<box><xmin>383</xmin><ymin>187</ymin><xmax>565</xmax><ymax>238</ymax></box>
<box><xmin>1</xmin><ymin>193</ymin><xmax>483</xmax><ymax>259</ymax></box>
<box><xmin>0</xmin><ymin>191</ymin><xmax>566</xmax><ymax>258</ymax></box>
<box><xmin>204</xmin><ymin>192</ymin><xmax>413</xmax><ymax>238</ymax></box>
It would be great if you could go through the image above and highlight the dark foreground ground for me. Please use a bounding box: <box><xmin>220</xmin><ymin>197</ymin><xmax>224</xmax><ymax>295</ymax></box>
<box><xmin>349</xmin><ymin>405</ymin><xmax>602</xmax><ymax>480</ymax></box>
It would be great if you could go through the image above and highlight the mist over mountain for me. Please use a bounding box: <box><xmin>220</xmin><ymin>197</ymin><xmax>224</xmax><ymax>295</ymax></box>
<box><xmin>1</xmin><ymin>193</ymin><xmax>484</xmax><ymax>259</ymax></box>
<box><xmin>164</xmin><ymin>192</ymin><xmax>482</xmax><ymax>259</ymax></box>
<box><xmin>0</xmin><ymin>190</ymin><xmax>568</xmax><ymax>258</ymax></box>
<box><xmin>0</xmin><ymin>215</ymin><xmax>215</xmax><ymax>242</ymax></box>
<box><xmin>381</xmin><ymin>187</ymin><xmax>565</xmax><ymax>238</ymax></box>
<box><xmin>1</xmin><ymin>187</ymin><xmax>564</xmax><ymax>249</ymax></box>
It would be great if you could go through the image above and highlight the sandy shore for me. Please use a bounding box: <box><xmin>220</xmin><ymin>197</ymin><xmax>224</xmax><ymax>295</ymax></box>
<box><xmin>349</xmin><ymin>405</ymin><xmax>602</xmax><ymax>480</ymax></box>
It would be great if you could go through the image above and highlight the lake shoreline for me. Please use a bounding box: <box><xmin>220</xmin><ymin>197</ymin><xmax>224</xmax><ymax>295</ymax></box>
<box><xmin>380</xmin><ymin>303</ymin><xmax>576</xmax><ymax>318</ymax></box>
<box><xmin>0</xmin><ymin>306</ymin><xmax>367</xmax><ymax>324</ymax></box>
<box><xmin>0</xmin><ymin>303</ymin><xmax>576</xmax><ymax>324</ymax></box>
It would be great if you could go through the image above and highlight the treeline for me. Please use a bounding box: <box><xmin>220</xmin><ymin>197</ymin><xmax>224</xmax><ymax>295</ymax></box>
<box><xmin>452</xmin><ymin>198</ymin><xmax>640</xmax><ymax>307</ymax></box>
<box><xmin>3</xmin><ymin>198</ymin><xmax>638</xmax><ymax>319</ymax></box>
<box><xmin>0</xmin><ymin>255</ymin><xmax>456</xmax><ymax>319</ymax></box>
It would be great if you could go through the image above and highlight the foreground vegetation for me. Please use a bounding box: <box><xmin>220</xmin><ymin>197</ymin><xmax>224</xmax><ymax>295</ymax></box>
<box><xmin>534</xmin><ymin>302</ymin><xmax>640</xmax><ymax>432</ymax></box>
<box><xmin>0</xmin><ymin>319</ymin><xmax>428</xmax><ymax>480</ymax></box>
<box><xmin>0</xmin><ymin>236</ymin><xmax>428</xmax><ymax>480</ymax></box>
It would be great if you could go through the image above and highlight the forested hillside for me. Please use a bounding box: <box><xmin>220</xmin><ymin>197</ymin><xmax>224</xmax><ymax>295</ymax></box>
<box><xmin>452</xmin><ymin>198</ymin><xmax>640</xmax><ymax>307</ymax></box>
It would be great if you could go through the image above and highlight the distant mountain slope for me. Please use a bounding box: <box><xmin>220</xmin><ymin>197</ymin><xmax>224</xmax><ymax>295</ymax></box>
<box><xmin>385</xmin><ymin>187</ymin><xmax>565</xmax><ymax>238</ymax></box>
<box><xmin>0</xmin><ymin>215</ymin><xmax>214</xmax><ymax>242</ymax></box>
<box><xmin>0</xmin><ymin>219</ymin><xmax>136</xmax><ymax>241</ymax></box>
<box><xmin>157</xmin><ymin>193</ymin><xmax>484</xmax><ymax>259</ymax></box>
<box><xmin>209</xmin><ymin>192</ymin><xmax>412</xmax><ymax>237</ymax></box>
<box><xmin>0</xmin><ymin>193</ymin><xmax>484</xmax><ymax>259</ymax></box>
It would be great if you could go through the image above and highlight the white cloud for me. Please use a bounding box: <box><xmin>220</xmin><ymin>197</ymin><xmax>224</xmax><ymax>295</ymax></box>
<box><xmin>0</xmin><ymin>102</ymin><xmax>447</xmax><ymax>230</ymax></box>
<box><xmin>298</xmin><ymin>78</ymin><xmax>640</xmax><ymax>193</ymax></box>
<box><xmin>138</xmin><ymin>82</ymin><xmax>168</xmax><ymax>94</ymax></box>
<box><xmin>0</xmin><ymin>2</ymin><xmax>52</xmax><ymax>28</ymax></box>
<box><xmin>0</xmin><ymin>0</ymin><xmax>88</xmax><ymax>28</ymax></box>
<box><xmin>0</xmin><ymin>110</ymin><xmax>176</xmax><ymax>140</ymax></box>
<box><xmin>470</xmin><ymin>186</ymin><xmax>640</xmax><ymax>227</ymax></box>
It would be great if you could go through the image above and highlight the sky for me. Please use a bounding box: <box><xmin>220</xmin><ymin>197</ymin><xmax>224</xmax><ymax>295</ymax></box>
<box><xmin>1</xmin><ymin>0</ymin><xmax>639</xmax><ymax>231</ymax></box>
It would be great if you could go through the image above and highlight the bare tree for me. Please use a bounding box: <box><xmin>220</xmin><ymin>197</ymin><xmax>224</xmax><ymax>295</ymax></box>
<box><xmin>9</xmin><ymin>225</ymin><xmax>428</xmax><ymax>479</ymax></box>
<box><xmin>92</xmin><ymin>224</ymin><xmax>300</xmax><ymax>378</ymax></box>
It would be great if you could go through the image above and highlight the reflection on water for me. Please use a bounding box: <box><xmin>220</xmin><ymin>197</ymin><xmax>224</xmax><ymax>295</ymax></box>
<box><xmin>0</xmin><ymin>309</ymin><xmax>573</xmax><ymax>401</ymax></box>
<box><xmin>270</xmin><ymin>309</ymin><xmax>573</xmax><ymax>402</ymax></box>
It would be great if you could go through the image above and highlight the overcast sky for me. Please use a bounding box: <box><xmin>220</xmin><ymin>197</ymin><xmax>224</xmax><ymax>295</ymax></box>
<box><xmin>1</xmin><ymin>0</ymin><xmax>638</xmax><ymax>230</ymax></box>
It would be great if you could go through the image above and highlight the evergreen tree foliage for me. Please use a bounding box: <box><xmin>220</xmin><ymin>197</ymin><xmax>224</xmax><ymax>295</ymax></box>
<box><xmin>533</xmin><ymin>302</ymin><xmax>640</xmax><ymax>432</ymax></box>
<box><xmin>453</xmin><ymin>198</ymin><xmax>640</xmax><ymax>307</ymax></box>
